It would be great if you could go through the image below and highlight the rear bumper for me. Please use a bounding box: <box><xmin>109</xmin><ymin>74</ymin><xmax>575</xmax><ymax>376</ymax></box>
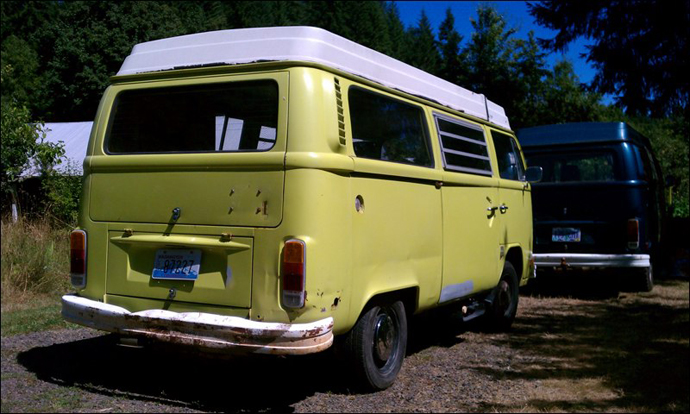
<box><xmin>535</xmin><ymin>253</ymin><xmax>650</xmax><ymax>269</ymax></box>
<box><xmin>61</xmin><ymin>294</ymin><xmax>333</xmax><ymax>355</ymax></box>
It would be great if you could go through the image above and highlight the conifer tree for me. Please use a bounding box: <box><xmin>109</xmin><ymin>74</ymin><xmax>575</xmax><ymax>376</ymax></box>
<box><xmin>383</xmin><ymin>2</ymin><xmax>409</xmax><ymax>62</ymax></box>
<box><xmin>437</xmin><ymin>8</ymin><xmax>466</xmax><ymax>85</ymax></box>
<box><xmin>407</xmin><ymin>10</ymin><xmax>440</xmax><ymax>76</ymax></box>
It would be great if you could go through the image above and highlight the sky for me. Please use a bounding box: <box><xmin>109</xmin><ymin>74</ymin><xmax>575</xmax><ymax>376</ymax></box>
<box><xmin>394</xmin><ymin>1</ymin><xmax>608</xmax><ymax>102</ymax></box>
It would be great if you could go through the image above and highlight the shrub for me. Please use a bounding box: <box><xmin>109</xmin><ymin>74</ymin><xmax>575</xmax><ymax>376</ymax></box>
<box><xmin>41</xmin><ymin>160</ymin><xmax>83</xmax><ymax>227</ymax></box>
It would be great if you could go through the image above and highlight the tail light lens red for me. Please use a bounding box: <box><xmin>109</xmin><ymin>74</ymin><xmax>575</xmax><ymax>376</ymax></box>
<box><xmin>282</xmin><ymin>239</ymin><xmax>306</xmax><ymax>308</ymax></box>
<box><xmin>70</xmin><ymin>230</ymin><xmax>87</xmax><ymax>288</ymax></box>
<box><xmin>627</xmin><ymin>219</ymin><xmax>640</xmax><ymax>249</ymax></box>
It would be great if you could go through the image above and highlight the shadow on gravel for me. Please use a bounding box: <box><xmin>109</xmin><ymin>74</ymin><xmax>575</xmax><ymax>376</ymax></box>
<box><xmin>519</xmin><ymin>269</ymin><xmax>623</xmax><ymax>300</ymax></box>
<box><xmin>17</xmin><ymin>334</ymin><xmax>354</xmax><ymax>412</ymax></box>
<box><xmin>483</xmin><ymin>278</ymin><xmax>690</xmax><ymax>412</ymax></box>
<box><xmin>406</xmin><ymin>308</ymin><xmax>468</xmax><ymax>355</ymax></box>
<box><xmin>16</xmin><ymin>310</ymin><xmax>469</xmax><ymax>412</ymax></box>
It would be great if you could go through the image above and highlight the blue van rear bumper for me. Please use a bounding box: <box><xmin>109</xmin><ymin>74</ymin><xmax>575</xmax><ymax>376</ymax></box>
<box><xmin>535</xmin><ymin>253</ymin><xmax>650</xmax><ymax>269</ymax></box>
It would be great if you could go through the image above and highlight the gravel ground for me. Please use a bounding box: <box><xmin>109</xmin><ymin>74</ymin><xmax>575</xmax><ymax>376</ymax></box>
<box><xmin>2</xmin><ymin>278</ymin><xmax>688</xmax><ymax>413</ymax></box>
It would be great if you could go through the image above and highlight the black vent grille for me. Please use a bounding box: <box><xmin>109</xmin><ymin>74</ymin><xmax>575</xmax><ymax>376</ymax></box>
<box><xmin>334</xmin><ymin>78</ymin><xmax>346</xmax><ymax>146</ymax></box>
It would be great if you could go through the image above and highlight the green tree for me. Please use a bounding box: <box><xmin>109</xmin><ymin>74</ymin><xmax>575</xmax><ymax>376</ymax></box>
<box><xmin>37</xmin><ymin>1</ymin><xmax>191</xmax><ymax>121</ymax></box>
<box><xmin>0</xmin><ymin>35</ymin><xmax>40</xmax><ymax>107</ymax></box>
<box><xmin>383</xmin><ymin>2</ymin><xmax>408</xmax><ymax>62</ymax></box>
<box><xmin>303</xmin><ymin>1</ymin><xmax>348</xmax><ymax>38</ymax></box>
<box><xmin>437</xmin><ymin>8</ymin><xmax>466</xmax><ymax>85</ymax></box>
<box><xmin>1</xmin><ymin>65</ymin><xmax>64</xmax><ymax>216</ymax></box>
<box><xmin>341</xmin><ymin>1</ymin><xmax>391</xmax><ymax>54</ymax></box>
<box><xmin>407</xmin><ymin>10</ymin><xmax>440</xmax><ymax>76</ymax></box>
<box><xmin>464</xmin><ymin>6</ymin><xmax>516</xmax><ymax>105</ymax></box>
<box><xmin>508</xmin><ymin>31</ymin><xmax>550</xmax><ymax>127</ymax></box>
<box><xmin>538</xmin><ymin>60</ymin><xmax>603</xmax><ymax>125</ymax></box>
<box><xmin>528</xmin><ymin>0</ymin><xmax>689</xmax><ymax>117</ymax></box>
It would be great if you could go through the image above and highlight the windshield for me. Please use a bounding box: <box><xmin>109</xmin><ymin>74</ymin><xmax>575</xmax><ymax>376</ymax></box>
<box><xmin>106</xmin><ymin>80</ymin><xmax>279</xmax><ymax>154</ymax></box>
<box><xmin>525</xmin><ymin>150</ymin><xmax>621</xmax><ymax>183</ymax></box>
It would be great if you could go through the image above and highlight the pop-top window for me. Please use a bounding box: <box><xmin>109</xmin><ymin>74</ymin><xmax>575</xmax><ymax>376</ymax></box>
<box><xmin>526</xmin><ymin>151</ymin><xmax>620</xmax><ymax>182</ymax></box>
<box><xmin>106</xmin><ymin>80</ymin><xmax>279</xmax><ymax>154</ymax></box>
<box><xmin>349</xmin><ymin>87</ymin><xmax>432</xmax><ymax>167</ymax></box>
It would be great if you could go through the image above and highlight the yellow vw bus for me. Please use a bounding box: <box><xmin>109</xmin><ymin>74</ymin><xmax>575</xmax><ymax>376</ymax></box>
<box><xmin>63</xmin><ymin>26</ymin><xmax>540</xmax><ymax>390</ymax></box>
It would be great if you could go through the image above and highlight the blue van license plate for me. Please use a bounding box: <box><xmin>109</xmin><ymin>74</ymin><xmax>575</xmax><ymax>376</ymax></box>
<box><xmin>152</xmin><ymin>249</ymin><xmax>202</xmax><ymax>280</ymax></box>
<box><xmin>552</xmin><ymin>228</ymin><xmax>581</xmax><ymax>242</ymax></box>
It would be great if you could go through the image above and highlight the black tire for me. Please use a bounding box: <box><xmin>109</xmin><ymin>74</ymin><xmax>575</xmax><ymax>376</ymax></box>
<box><xmin>636</xmin><ymin>265</ymin><xmax>654</xmax><ymax>292</ymax></box>
<box><xmin>342</xmin><ymin>300</ymin><xmax>407</xmax><ymax>391</ymax></box>
<box><xmin>485</xmin><ymin>261</ymin><xmax>519</xmax><ymax>332</ymax></box>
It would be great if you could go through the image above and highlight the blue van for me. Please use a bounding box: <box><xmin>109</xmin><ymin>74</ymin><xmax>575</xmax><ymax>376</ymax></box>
<box><xmin>517</xmin><ymin>122</ymin><xmax>665</xmax><ymax>291</ymax></box>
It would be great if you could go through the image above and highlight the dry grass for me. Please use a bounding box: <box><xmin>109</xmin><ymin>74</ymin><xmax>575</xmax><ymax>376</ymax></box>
<box><xmin>1</xmin><ymin>218</ymin><xmax>72</xmax><ymax>311</ymax></box>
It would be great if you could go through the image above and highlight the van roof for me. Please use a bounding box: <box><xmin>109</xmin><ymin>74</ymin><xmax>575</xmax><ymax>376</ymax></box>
<box><xmin>517</xmin><ymin>122</ymin><xmax>650</xmax><ymax>148</ymax></box>
<box><xmin>116</xmin><ymin>26</ymin><xmax>510</xmax><ymax>130</ymax></box>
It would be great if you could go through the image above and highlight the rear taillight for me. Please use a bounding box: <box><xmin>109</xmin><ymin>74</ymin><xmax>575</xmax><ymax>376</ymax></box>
<box><xmin>70</xmin><ymin>230</ymin><xmax>87</xmax><ymax>288</ymax></box>
<box><xmin>282</xmin><ymin>239</ymin><xmax>306</xmax><ymax>308</ymax></box>
<box><xmin>627</xmin><ymin>219</ymin><xmax>640</xmax><ymax>249</ymax></box>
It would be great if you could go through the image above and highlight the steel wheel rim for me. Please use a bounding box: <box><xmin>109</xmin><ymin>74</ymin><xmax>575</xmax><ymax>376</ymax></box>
<box><xmin>373</xmin><ymin>310</ymin><xmax>397</xmax><ymax>368</ymax></box>
<box><xmin>496</xmin><ymin>280</ymin><xmax>512</xmax><ymax>316</ymax></box>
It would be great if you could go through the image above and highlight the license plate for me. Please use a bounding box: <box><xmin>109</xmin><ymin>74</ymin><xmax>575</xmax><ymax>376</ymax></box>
<box><xmin>552</xmin><ymin>228</ymin><xmax>581</xmax><ymax>242</ymax></box>
<box><xmin>152</xmin><ymin>249</ymin><xmax>201</xmax><ymax>280</ymax></box>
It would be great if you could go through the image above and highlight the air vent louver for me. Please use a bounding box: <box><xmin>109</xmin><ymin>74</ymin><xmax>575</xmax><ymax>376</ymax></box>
<box><xmin>334</xmin><ymin>78</ymin><xmax>346</xmax><ymax>146</ymax></box>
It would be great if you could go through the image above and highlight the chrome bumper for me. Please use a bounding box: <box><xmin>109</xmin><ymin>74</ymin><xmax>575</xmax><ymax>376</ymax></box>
<box><xmin>534</xmin><ymin>253</ymin><xmax>650</xmax><ymax>269</ymax></box>
<box><xmin>61</xmin><ymin>294</ymin><xmax>333</xmax><ymax>355</ymax></box>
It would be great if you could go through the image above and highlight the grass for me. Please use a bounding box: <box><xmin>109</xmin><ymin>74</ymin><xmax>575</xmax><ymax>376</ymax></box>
<box><xmin>0</xmin><ymin>304</ymin><xmax>74</xmax><ymax>336</ymax></box>
<box><xmin>1</xmin><ymin>217</ymin><xmax>73</xmax><ymax>335</ymax></box>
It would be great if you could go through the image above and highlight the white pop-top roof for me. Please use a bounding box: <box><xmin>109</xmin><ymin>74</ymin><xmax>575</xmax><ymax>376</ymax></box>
<box><xmin>118</xmin><ymin>26</ymin><xmax>510</xmax><ymax>129</ymax></box>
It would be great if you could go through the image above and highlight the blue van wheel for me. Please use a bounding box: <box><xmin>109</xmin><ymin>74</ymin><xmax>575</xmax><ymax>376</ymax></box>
<box><xmin>636</xmin><ymin>265</ymin><xmax>654</xmax><ymax>292</ymax></box>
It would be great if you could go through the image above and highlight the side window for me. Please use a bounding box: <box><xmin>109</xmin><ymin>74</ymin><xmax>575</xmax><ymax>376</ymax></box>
<box><xmin>349</xmin><ymin>87</ymin><xmax>432</xmax><ymax>167</ymax></box>
<box><xmin>491</xmin><ymin>131</ymin><xmax>525</xmax><ymax>181</ymax></box>
<box><xmin>434</xmin><ymin>114</ymin><xmax>492</xmax><ymax>176</ymax></box>
<box><xmin>633</xmin><ymin>144</ymin><xmax>660</xmax><ymax>182</ymax></box>
<box><xmin>643</xmin><ymin>147</ymin><xmax>659</xmax><ymax>182</ymax></box>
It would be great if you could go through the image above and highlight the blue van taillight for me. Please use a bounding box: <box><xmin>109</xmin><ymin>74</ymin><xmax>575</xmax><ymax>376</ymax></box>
<box><xmin>282</xmin><ymin>239</ymin><xmax>306</xmax><ymax>309</ymax></box>
<box><xmin>70</xmin><ymin>230</ymin><xmax>87</xmax><ymax>288</ymax></box>
<box><xmin>627</xmin><ymin>219</ymin><xmax>640</xmax><ymax>249</ymax></box>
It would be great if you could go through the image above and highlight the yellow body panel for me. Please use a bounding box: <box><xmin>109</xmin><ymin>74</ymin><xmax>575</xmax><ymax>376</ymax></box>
<box><xmin>73</xmin><ymin>63</ymin><xmax>533</xmax><ymax>339</ymax></box>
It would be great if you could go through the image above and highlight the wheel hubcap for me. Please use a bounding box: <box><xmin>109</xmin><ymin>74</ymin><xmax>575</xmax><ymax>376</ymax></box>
<box><xmin>373</xmin><ymin>313</ymin><xmax>395</xmax><ymax>364</ymax></box>
<box><xmin>497</xmin><ymin>280</ymin><xmax>511</xmax><ymax>316</ymax></box>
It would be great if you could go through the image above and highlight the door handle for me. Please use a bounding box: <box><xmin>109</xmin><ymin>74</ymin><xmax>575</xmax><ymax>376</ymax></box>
<box><xmin>500</xmin><ymin>204</ymin><xmax>509</xmax><ymax>214</ymax></box>
<box><xmin>487</xmin><ymin>206</ymin><xmax>499</xmax><ymax>212</ymax></box>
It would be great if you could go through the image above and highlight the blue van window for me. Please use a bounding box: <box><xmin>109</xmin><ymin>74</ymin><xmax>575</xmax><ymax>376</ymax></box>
<box><xmin>527</xmin><ymin>151</ymin><xmax>619</xmax><ymax>182</ymax></box>
<box><xmin>633</xmin><ymin>145</ymin><xmax>657</xmax><ymax>182</ymax></box>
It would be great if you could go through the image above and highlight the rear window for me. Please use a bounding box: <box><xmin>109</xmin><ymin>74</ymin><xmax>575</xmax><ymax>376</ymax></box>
<box><xmin>526</xmin><ymin>151</ymin><xmax>621</xmax><ymax>182</ymax></box>
<box><xmin>106</xmin><ymin>80</ymin><xmax>279</xmax><ymax>154</ymax></box>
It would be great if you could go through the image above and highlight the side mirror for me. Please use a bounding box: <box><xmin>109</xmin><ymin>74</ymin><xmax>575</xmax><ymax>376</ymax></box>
<box><xmin>525</xmin><ymin>166</ymin><xmax>543</xmax><ymax>183</ymax></box>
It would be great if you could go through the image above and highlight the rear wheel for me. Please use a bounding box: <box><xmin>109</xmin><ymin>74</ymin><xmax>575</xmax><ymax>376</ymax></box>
<box><xmin>342</xmin><ymin>300</ymin><xmax>407</xmax><ymax>391</ymax></box>
<box><xmin>485</xmin><ymin>261</ymin><xmax>519</xmax><ymax>332</ymax></box>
